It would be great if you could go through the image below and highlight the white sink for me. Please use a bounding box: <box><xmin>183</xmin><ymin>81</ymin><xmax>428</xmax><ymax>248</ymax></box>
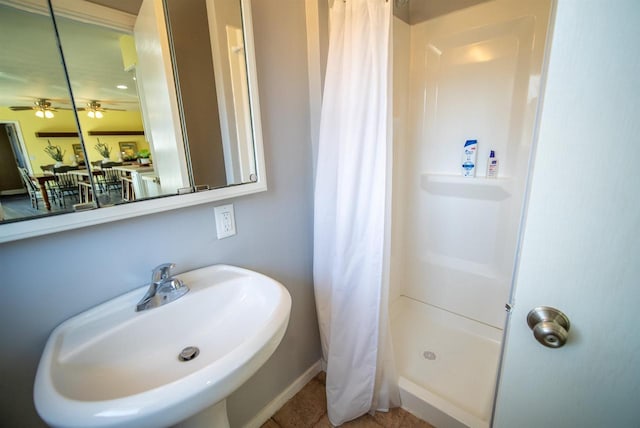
<box><xmin>34</xmin><ymin>265</ymin><xmax>291</xmax><ymax>428</ymax></box>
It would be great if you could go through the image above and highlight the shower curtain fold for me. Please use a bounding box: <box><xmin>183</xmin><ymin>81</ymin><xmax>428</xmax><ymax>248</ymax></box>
<box><xmin>313</xmin><ymin>0</ymin><xmax>399</xmax><ymax>425</ymax></box>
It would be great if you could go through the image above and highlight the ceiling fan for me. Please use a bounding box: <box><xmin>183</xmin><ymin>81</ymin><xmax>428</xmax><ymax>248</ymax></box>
<box><xmin>9</xmin><ymin>98</ymin><xmax>62</xmax><ymax>118</ymax></box>
<box><xmin>76</xmin><ymin>100</ymin><xmax>125</xmax><ymax>118</ymax></box>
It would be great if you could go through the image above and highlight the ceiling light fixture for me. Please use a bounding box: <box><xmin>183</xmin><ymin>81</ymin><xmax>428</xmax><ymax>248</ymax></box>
<box><xmin>35</xmin><ymin>106</ymin><xmax>54</xmax><ymax>119</ymax></box>
<box><xmin>116</xmin><ymin>84</ymin><xmax>128</xmax><ymax>89</ymax></box>
<box><xmin>86</xmin><ymin>101</ymin><xmax>104</xmax><ymax>119</ymax></box>
<box><xmin>33</xmin><ymin>99</ymin><xmax>55</xmax><ymax>119</ymax></box>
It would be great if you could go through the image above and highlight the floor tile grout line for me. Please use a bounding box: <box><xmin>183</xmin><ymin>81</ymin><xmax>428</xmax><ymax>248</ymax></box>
<box><xmin>264</xmin><ymin>371</ymin><xmax>433</xmax><ymax>428</ymax></box>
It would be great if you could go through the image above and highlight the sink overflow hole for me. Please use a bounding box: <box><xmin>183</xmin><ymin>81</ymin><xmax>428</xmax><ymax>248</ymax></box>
<box><xmin>178</xmin><ymin>346</ymin><xmax>200</xmax><ymax>362</ymax></box>
<box><xmin>423</xmin><ymin>351</ymin><xmax>436</xmax><ymax>361</ymax></box>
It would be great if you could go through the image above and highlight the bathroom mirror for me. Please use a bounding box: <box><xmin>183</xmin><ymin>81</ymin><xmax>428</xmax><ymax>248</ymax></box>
<box><xmin>0</xmin><ymin>0</ymin><xmax>266</xmax><ymax>242</ymax></box>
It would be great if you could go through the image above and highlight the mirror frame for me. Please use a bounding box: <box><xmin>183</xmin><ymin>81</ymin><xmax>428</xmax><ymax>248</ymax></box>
<box><xmin>0</xmin><ymin>0</ymin><xmax>266</xmax><ymax>243</ymax></box>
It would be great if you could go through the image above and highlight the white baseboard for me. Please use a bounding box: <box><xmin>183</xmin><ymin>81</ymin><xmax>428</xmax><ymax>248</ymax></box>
<box><xmin>0</xmin><ymin>189</ymin><xmax>26</xmax><ymax>196</ymax></box>
<box><xmin>243</xmin><ymin>360</ymin><xmax>323</xmax><ymax>428</ymax></box>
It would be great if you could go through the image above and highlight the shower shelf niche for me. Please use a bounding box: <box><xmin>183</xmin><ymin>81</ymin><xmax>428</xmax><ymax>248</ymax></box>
<box><xmin>420</xmin><ymin>173</ymin><xmax>512</xmax><ymax>200</ymax></box>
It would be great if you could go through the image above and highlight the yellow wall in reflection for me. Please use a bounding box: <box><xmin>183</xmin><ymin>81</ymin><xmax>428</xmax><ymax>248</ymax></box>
<box><xmin>78</xmin><ymin>110</ymin><xmax>150</xmax><ymax>164</ymax></box>
<box><xmin>0</xmin><ymin>107</ymin><xmax>150</xmax><ymax>172</ymax></box>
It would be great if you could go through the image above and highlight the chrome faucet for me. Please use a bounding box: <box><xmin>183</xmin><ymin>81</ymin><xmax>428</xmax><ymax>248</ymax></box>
<box><xmin>136</xmin><ymin>263</ymin><xmax>189</xmax><ymax>312</ymax></box>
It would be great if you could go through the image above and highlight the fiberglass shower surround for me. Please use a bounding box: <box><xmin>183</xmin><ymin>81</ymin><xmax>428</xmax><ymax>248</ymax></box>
<box><xmin>389</xmin><ymin>0</ymin><xmax>552</xmax><ymax>426</ymax></box>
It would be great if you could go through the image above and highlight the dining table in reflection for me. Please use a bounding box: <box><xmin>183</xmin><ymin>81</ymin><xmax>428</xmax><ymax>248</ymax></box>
<box><xmin>68</xmin><ymin>169</ymin><xmax>104</xmax><ymax>202</ymax></box>
<box><xmin>32</xmin><ymin>169</ymin><xmax>104</xmax><ymax>211</ymax></box>
<box><xmin>66</xmin><ymin>169</ymin><xmax>104</xmax><ymax>179</ymax></box>
<box><xmin>31</xmin><ymin>174</ymin><xmax>57</xmax><ymax>211</ymax></box>
<box><xmin>112</xmin><ymin>164</ymin><xmax>156</xmax><ymax>201</ymax></box>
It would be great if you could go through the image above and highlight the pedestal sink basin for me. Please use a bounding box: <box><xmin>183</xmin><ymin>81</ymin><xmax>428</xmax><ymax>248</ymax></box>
<box><xmin>34</xmin><ymin>265</ymin><xmax>291</xmax><ymax>428</ymax></box>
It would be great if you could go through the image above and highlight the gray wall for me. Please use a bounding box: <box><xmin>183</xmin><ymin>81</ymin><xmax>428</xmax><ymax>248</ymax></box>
<box><xmin>393</xmin><ymin>0</ymin><xmax>492</xmax><ymax>24</ymax></box>
<box><xmin>0</xmin><ymin>1</ymin><xmax>321</xmax><ymax>426</ymax></box>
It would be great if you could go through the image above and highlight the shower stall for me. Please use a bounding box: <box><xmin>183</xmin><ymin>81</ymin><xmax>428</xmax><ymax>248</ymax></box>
<box><xmin>389</xmin><ymin>0</ymin><xmax>553</xmax><ymax>426</ymax></box>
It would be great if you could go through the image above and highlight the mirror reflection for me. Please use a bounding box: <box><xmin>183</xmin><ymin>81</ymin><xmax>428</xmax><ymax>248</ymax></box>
<box><xmin>55</xmin><ymin>3</ymin><xmax>153</xmax><ymax>208</ymax></box>
<box><xmin>0</xmin><ymin>0</ymin><xmax>83</xmax><ymax>219</ymax></box>
<box><xmin>165</xmin><ymin>0</ymin><xmax>257</xmax><ymax>188</ymax></box>
<box><xmin>0</xmin><ymin>0</ymin><xmax>259</xmax><ymax>225</ymax></box>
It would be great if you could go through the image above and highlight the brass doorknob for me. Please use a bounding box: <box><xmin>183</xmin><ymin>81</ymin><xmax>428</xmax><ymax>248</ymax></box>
<box><xmin>526</xmin><ymin>306</ymin><xmax>570</xmax><ymax>348</ymax></box>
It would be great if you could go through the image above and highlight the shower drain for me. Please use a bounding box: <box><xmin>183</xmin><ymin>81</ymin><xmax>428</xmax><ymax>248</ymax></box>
<box><xmin>423</xmin><ymin>351</ymin><xmax>437</xmax><ymax>361</ymax></box>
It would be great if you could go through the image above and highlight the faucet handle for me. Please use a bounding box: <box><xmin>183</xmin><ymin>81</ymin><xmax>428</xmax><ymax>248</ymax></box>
<box><xmin>151</xmin><ymin>263</ymin><xmax>176</xmax><ymax>284</ymax></box>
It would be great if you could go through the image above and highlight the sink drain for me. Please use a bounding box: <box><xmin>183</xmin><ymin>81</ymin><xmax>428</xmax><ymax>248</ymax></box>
<box><xmin>178</xmin><ymin>346</ymin><xmax>200</xmax><ymax>361</ymax></box>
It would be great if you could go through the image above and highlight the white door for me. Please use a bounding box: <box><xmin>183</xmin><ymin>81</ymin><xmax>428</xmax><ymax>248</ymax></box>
<box><xmin>493</xmin><ymin>1</ymin><xmax>640</xmax><ymax>427</ymax></box>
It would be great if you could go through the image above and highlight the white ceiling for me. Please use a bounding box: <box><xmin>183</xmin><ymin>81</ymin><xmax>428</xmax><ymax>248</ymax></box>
<box><xmin>0</xmin><ymin>2</ymin><xmax>140</xmax><ymax>111</ymax></box>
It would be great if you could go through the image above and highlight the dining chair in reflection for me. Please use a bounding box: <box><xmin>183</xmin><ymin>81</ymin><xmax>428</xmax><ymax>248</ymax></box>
<box><xmin>51</xmin><ymin>170</ymin><xmax>82</xmax><ymax>207</ymax></box>
<box><xmin>78</xmin><ymin>182</ymin><xmax>93</xmax><ymax>204</ymax></box>
<box><xmin>121</xmin><ymin>176</ymin><xmax>135</xmax><ymax>201</ymax></box>
<box><xmin>99</xmin><ymin>166</ymin><xmax>124</xmax><ymax>194</ymax></box>
<box><xmin>18</xmin><ymin>167</ymin><xmax>46</xmax><ymax>209</ymax></box>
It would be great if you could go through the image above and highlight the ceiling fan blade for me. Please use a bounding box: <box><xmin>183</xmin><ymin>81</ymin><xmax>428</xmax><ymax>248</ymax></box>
<box><xmin>9</xmin><ymin>106</ymin><xmax>35</xmax><ymax>111</ymax></box>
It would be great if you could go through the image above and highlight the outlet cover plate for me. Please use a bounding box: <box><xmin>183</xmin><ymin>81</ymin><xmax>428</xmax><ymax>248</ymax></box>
<box><xmin>214</xmin><ymin>204</ymin><xmax>236</xmax><ymax>239</ymax></box>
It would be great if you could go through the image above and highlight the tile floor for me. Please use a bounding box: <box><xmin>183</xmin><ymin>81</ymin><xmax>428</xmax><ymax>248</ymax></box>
<box><xmin>262</xmin><ymin>372</ymin><xmax>434</xmax><ymax>428</ymax></box>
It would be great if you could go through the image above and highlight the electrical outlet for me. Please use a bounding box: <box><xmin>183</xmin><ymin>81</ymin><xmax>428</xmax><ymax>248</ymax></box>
<box><xmin>214</xmin><ymin>204</ymin><xmax>236</xmax><ymax>239</ymax></box>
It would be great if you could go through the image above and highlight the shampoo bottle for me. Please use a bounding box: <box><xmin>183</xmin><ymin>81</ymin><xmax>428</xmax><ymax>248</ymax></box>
<box><xmin>486</xmin><ymin>150</ymin><xmax>499</xmax><ymax>178</ymax></box>
<box><xmin>461</xmin><ymin>139</ymin><xmax>478</xmax><ymax>177</ymax></box>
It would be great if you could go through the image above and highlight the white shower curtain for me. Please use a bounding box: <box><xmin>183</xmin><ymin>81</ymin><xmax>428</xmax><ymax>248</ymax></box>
<box><xmin>313</xmin><ymin>0</ymin><xmax>399</xmax><ymax>425</ymax></box>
